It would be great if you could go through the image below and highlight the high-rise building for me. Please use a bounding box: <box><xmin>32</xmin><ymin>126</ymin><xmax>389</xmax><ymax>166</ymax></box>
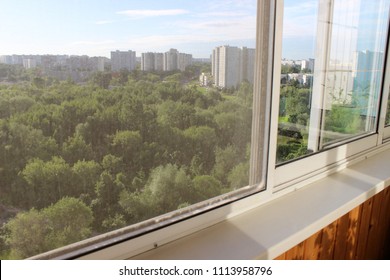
<box><xmin>219</xmin><ymin>46</ymin><xmax>240</xmax><ymax>88</ymax></box>
<box><xmin>0</xmin><ymin>55</ymin><xmax>13</xmax><ymax>64</ymax></box>
<box><xmin>164</xmin><ymin>49</ymin><xmax>179</xmax><ymax>71</ymax></box>
<box><xmin>89</xmin><ymin>57</ymin><xmax>106</xmax><ymax>72</ymax></box>
<box><xmin>212</xmin><ymin>48</ymin><xmax>220</xmax><ymax>86</ymax></box>
<box><xmin>241</xmin><ymin>47</ymin><xmax>255</xmax><ymax>85</ymax></box>
<box><xmin>111</xmin><ymin>50</ymin><xmax>136</xmax><ymax>72</ymax></box>
<box><xmin>212</xmin><ymin>46</ymin><xmax>255</xmax><ymax>88</ymax></box>
<box><xmin>141</xmin><ymin>50</ymin><xmax>192</xmax><ymax>72</ymax></box>
<box><xmin>352</xmin><ymin>50</ymin><xmax>384</xmax><ymax>117</ymax></box>
<box><xmin>23</xmin><ymin>58</ymin><xmax>37</xmax><ymax>69</ymax></box>
<box><xmin>178</xmin><ymin>53</ymin><xmax>193</xmax><ymax>71</ymax></box>
<box><xmin>68</xmin><ymin>55</ymin><xmax>90</xmax><ymax>71</ymax></box>
<box><xmin>154</xmin><ymin>53</ymin><xmax>164</xmax><ymax>71</ymax></box>
<box><xmin>301</xmin><ymin>58</ymin><xmax>315</xmax><ymax>73</ymax></box>
<box><xmin>141</xmin><ymin>52</ymin><xmax>155</xmax><ymax>71</ymax></box>
<box><xmin>12</xmin><ymin>55</ymin><xmax>23</xmax><ymax>65</ymax></box>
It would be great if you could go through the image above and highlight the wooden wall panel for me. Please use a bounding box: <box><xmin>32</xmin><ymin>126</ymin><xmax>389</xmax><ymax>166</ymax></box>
<box><xmin>378</xmin><ymin>187</ymin><xmax>390</xmax><ymax>258</ymax></box>
<box><xmin>275</xmin><ymin>187</ymin><xmax>390</xmax><ymax>260</ymax></box>
<box><xmin>333</xmin><ymin>212</ymin><xmax>350</xmax><ymax>259</ymax></box>
<box><xmin>355</xmin><ymin>198</ymin><xmax>373</xmax><ymax>259</ymax></box>
<box><xmin>285</xmin><ymin>241</ymin><xmax>305</xmax><ymax>260</ymax></box>
<box><xmin>344</xmin><ymin>206</ymin><xmax>361</xmax><ymax>259</ymax></box>
<box><xmin>365</xmin><ymin>193</ymin><xmax>384</xmax><ymax>259</ymax></box>
<box><xmin>318</xmin><ymin>220</ymin><xmax>338</xmax><ymax>259</ymax></box>
<box><xmin>303</xmin><ymin>230</ymin><xmax>322</xmax><ymax>259</ymax></box>
<box><xmin>274</xmin><ymin>253</ymin><xmax>286</xmax><ymax>260</ymax></box>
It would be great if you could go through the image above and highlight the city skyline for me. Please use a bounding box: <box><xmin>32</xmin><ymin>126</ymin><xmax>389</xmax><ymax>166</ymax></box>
<box><xmin>0</xmin><ymin>0</ymin><xmax>320</xmax><ymax>59</ymax></box>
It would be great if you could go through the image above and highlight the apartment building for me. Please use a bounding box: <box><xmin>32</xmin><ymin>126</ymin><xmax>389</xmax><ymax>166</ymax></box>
<box><xmin>111</xmin><ymin>50</ymin><xmax>136</xmax><ymax>72</ymax></box>
<box><xmin>141</xmin><ymin>49</ymin><xmax>192</xmax><ymax>72</ymax></box>
<box><xmin>141</xmin><ymin>52</ymin><xmax>155</xmax><ymax>72</ymax></box>
<box><xmin>212</xmin><ymin>45</ymin><xmax>255</xmax><ymax>88</ymax></box>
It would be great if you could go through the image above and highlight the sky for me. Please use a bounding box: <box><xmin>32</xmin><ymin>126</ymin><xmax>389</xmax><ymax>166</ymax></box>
<box><xmin>283</xmin><ymin>0</ymin><xmax>318</xmax><ymax>59</ymax></box>
<box><xmin>0</xmin><ymin>0</ymin><xmax>320</xmax><ymax>59</ymax></box>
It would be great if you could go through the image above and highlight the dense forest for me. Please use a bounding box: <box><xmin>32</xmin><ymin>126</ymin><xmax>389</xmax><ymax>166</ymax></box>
<box><xmin>0</xmin><ymin>64</ymin><xmax>253</xmax><ymax>259</ymax></box>
<box><xmin>0</xmin><ymin>62</ymin><xmax>373</xmax><ymax>259</ymax></box>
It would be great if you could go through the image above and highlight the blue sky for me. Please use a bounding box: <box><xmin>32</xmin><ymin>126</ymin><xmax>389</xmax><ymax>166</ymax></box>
<box><xmin>283</xmin><ymin>0</ymin><xmax>318</xmax><ymax>59</ymax></box>
<box><xmin>0</xmin><ymin>0</ymin><xmax>321</xmax><ymax>59</ymax></box>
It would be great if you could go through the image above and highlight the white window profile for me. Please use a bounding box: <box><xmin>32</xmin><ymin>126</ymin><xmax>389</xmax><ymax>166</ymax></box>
<box><xmin>272</xmin><ymin>0</ymin><xmax>390</xmax><ymax>191</ymax></box>
<box><xmin>28</xmin><ymin>0</ymin><xmax>275</xmax><ymax>260</ymax></box>
<box><xmin>381</xmin><ymin>44</ymin><xmax>390</xmax><ymax>140</ymax></box>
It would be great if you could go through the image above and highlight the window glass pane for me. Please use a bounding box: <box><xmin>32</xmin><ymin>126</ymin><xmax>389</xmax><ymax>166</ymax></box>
<box><xmin>0</xmin><ymin>0</ymin><xmax>257</xmax><ymax>259</ymax></box>
<box><xmin>386</xmin><ymin>99</ymin><xmax>390</xmax><ymax>125</ymax></box>
<box><xmin>277</xmin><ymin>0</ymin><xmax>390</xmax><ymax>164</ymax></box>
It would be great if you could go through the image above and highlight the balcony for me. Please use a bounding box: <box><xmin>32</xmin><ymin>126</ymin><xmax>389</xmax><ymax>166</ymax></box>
<box><xmin>107</xmin><ymin>147</ymin><xmax>390</xmax><ymax>260</ymax></box>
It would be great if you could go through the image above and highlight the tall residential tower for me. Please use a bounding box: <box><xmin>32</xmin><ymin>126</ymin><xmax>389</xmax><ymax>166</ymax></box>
<box><xmin>212</xmin><ymin>46</ymin><xmax>255</xmax><ymax>88</ymax></box>
<box><xmin>141</xmin><ymin>49</ymin><xmax>192</xmax><ymax>72</ymax></box>
<box><xmin>111</xmin><ymin>50</ymin><xmax>136</xmax><ymax>72</ymax></box>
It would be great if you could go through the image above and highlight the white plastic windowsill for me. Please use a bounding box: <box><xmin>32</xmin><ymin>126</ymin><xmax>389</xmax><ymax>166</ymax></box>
<box><xmin>132</xmin><ymin>148</ymin><xmax>390</xmax><ymax>260</ymax></box>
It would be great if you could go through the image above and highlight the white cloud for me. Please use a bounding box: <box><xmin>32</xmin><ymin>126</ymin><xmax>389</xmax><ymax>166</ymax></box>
<box><xmin>206</xmin><ymin>0</ymin><xmax>256</xmax><ymax>11</ymax></box>
<box><xmin>117</xmin><ymin>9</ymin><xmax>189</xmax><ymax>19</ymax></box>
<box><xmin>197</xmin><ymin>11</ymin><xmax>249</xmax><ymax>18</ymax></box>
<box><xmin>59</xmin><ymin>40</ymin><xmax>117</xmax><ymax>56</ymax></box>
<box><xmin>176</xmin><ymin>15</ymin><xmax>256</xmax><ymax>38</ymax></box>
<box><xmin>123</xmin><ymin>26</ymin><xmax>255</xmax><ymax>50</ymax></box>
<box><xmin>283</xmin><ymin>1</ymin><xmax>318</xmax><ymax>38</ymax></box>
<box><xmin>68</xmin><ymin>40</ymin><xmax>116</xmax><ymax>47</ymax></box>
<box><xmin>95</xmin><ymin>20</ymin><xmax>114</xmax><ymax>25</ymax></box>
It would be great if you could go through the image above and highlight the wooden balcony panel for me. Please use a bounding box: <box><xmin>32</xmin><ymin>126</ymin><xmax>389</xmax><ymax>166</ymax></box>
<box><xmin>303</xmin><ymin>230</ymin><xmax>322</xmax><ymax>260</ymax></box>
<box><xmin>275</xmin><ymin>187</ymin><xmax>390</xmax><ymax>260</ymax></box>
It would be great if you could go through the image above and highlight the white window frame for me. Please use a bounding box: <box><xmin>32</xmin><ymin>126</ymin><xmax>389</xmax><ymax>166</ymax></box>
<box><xmin>30</xmin><ymin>0</ymin><xmax>276</xmax><ymax>260</ymax></box>
<box><xmin>272</xmin><ymin>0</ymin><xmax>390</xmax><ymax>191</ymax></box>
<box><xmin>29</xmin><ymin>0</ymin><xmax>390</xmax><ymax>260</ymax></box>
<box><xmin>381</xmin><ymin>39</ymin><xmax>390</xmax><ymax>140</ymax></box>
